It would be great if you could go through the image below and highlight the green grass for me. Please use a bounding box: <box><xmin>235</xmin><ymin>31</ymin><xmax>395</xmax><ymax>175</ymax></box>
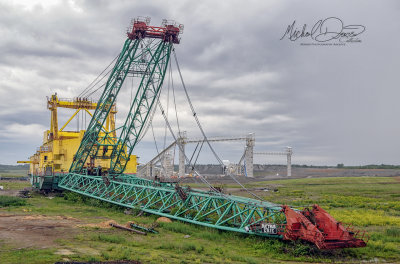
<box><xmin>0</xmin><ymin>169</ymin><xmax>28</xmax><ymax>178</ymax></box>
<box><xmin>92</xmin><ymin>234</ymin><xmax>127</xmax><ymax>244</ymax></box>
<box><xmin>0</xmin><ymin>195</ymin><xmax>27</xmax><ymax>207</ymax></box>
<box><xmin>0</xmin><ymin>176</ymin><xmax>399</xmax><ymax>263</ymax></box>
<box><xmin>0</xmin><ymin>180</ymin><xmax>30</xmax><ymax>190</ymax></box>
<box><xmin>0</xmin><ymin>246</ymin><xmax>59</xmax><ymax>264</ymax></box>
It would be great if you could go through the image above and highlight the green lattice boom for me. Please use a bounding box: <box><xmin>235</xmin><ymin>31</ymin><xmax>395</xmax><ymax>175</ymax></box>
<box><xmin>59</xmin><ymin>173</ymin><xmax>285</xmax><ymax>237</ymax></box>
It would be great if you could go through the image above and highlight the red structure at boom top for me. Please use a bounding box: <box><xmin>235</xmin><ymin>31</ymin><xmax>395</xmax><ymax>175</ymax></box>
<box><xmin>127</xmin><ymin>17</ymin><xmax>183</xmax><ymax>44</ymax></box>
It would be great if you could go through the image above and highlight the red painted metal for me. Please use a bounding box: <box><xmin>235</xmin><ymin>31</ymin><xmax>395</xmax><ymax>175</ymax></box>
<box><xmin>281</xmin><ymin>205</ymin><xmax>367</xmax><ymax>249</ymax></box>
<box><xmin>127</xmin><ymin>18</ymin><xmax>183</xmax><ymax>44</ymax></box>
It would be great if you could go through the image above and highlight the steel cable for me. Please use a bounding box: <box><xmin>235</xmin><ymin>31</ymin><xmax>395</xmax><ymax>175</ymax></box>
<box><xmin>172</xmin><ymin>49</ymin><xmax>266</xmax><ymax>202</ymax></box>
<box><xmin>79</xmin><ymin>53</ymin><xmax>120</xmax><ymax>98</ymax></box>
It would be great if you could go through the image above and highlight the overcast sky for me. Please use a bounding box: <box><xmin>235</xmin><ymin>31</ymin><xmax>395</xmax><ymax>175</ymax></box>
<box><xmin>0</xmin><ymin>0</ymin><xmax>399</xmax><ymax>166</ymax></box>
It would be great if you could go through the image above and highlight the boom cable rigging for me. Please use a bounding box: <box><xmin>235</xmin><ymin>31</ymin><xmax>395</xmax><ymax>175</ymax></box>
<box><xmin>78</xmin><ymin>53</ymin><xmax>120</xmax><ymax>99</ymax></box>
<box><xmin>148</xmin><ymin>58</ymin><xmax>255</xmax><ymax>199</ymax></box>
<box><xmin>73</xmin><ymin>45</ymin><xmax>265</xmax><ymax>201</ymax></box>
<box><xmin>71</xmin><ymin>36</ymin><xmax>262</xmax><ymax>200</ymax></box>
<box><xmin>172</xmin><ymin>49</ymin><xmax>266</xmax><ymax>201</ymax></box>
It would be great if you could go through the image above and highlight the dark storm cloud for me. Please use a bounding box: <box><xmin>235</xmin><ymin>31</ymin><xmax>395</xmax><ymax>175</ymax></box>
<box><xmin>0</xmin><ymin>0</ymin><xmax>399</xmax><ymax>166</ymax></box>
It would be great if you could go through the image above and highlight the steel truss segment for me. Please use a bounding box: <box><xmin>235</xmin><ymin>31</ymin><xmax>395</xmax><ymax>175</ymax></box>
<box><xmin>119</xmin><ymin>191</ymin><xmax>134</xmax><ymax>204</ymax></box>
<box><xmin>219</xmin><ymin>207</ymin><xmax>249</xmax><ymax>226</ymax></box>
<box><xmin>143</xmin><ymin>191</ymin><xmax>170</xmax><ymax>209</ymax></box>
<box><xmin>136</xmin><ymin>188</ymin><xmax>158</xmax><ymax>205</ymax></box>
<box><xmin>158</xmin><ymin>195</ymin><xmax>182</xmax><ymax>212</ymax></box>
<box><xmin>128</xmin><ymin>188</ymin><xmax>146</xmax><ymax>206</ymax></box>
<box><xmin>69</xmin><ymin>38</ymin><xmax>142</xmax><ymax>173</ymax></box>
<box><xmin>193</xmin><ymin>199</ymin><xmax>212</xmax><ymax>221</ymax></box>
<box><xmin>58</xmin><ymin>173</ymin><xmax>284</xmax><ymax>238</ymax></box>
<box><xmin>109</xmin><ymin>185</ymin><xmax>124</xmax><ymax>200</ymax></box>
<box><xmin>157</xmin><ymin>192</ymin><xmax>175</xmax><ymax>211</ymax></box>
<box><xmin>216</xmin><ymin>202</ymin><xmax>234</xmax><ymax>225</ymax></box>
<box><xmin>99</xmin><ymin>183</ymin><xmax>113</xmax><ymax>198</ymax></box>
<box><xmin>110</xmin><ymin>40</ymin><xmax>172</xmax><ymax>174</ymax></box>
<box><xmin>143</xmin><ymin>190</ymin><xmax>163</xmax><ymax>209</ymax></box>
<box><xmin>177</xmin><ymin>196</ymin><xmax>207</xmax><ymax>216</ymax></box>
<box><xmin>172</xmin><ymin>195</ymin><xmax>191</xmax><ymax>216</ymax></box>
<box><xmin>240</xmin><ymin>209</ymin><xmax>256</xmax><ymax>228</ymax></box>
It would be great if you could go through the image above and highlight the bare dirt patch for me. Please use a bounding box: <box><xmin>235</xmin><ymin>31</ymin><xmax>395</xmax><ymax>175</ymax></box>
<box><xmin>0</xmin><ymin>214</ymin><xmax>82</xmax><ymax>248</ymax></box>
<box><xmin>156</xmin><ymin>217</ymin><xmax>172</xmax><ymax>223</ymax></box>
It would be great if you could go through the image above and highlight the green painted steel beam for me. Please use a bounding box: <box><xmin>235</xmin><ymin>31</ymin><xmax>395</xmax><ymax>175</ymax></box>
<box><xmin>110</xmin><ymin>40</ymin><xmax>172</xmax><ymax>174</ymax></box>
<box><xmin>69</xmin><ymin>38</ymin><xmax>142</xmax><ymax>173</ymax></box>
<box><xmin>59</xmin><ymin>173</ymin><xmax>285</xmax><ymax>238</ymax></box>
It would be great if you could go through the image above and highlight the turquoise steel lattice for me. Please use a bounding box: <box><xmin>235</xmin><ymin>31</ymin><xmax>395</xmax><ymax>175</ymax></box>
<box><xmin>110</xmin><ymin>40</ymin><xmax>172</xmax><ymax>174</ymax></box>
<box><xmin>60</xmin><ymin>173</ymin><xmax>286</xmax><ymax>237</ymax></box>
<box><xmin>69</xmin><ymin>37</ymin><xmax>172</xmax><ymax>175</ymax></box>
<box><xmin>69</xmin><ymin>37</ymin><xmax>142</xmax><ymax>173</ymax></box>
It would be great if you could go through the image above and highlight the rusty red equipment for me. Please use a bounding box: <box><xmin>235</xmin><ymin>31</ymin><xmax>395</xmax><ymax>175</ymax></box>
<box><xmin>282</xmin><ymin>205</ymin><xmax>367</xmax><ymax>249</ymax></box>
<box><xmin>127</xmin><ymin>17</ymin><xmax>183</xmax><ymax>44</ymax></box>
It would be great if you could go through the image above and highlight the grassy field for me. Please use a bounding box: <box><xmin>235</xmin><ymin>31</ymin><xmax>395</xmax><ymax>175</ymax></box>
<box><xmin>0</xmin><ymin>176</ymin><xmax>399</xmax><ymax>263</ymax></box>
<box><xmin>0</xmin><ymin>169</ymin><xmax>28</xmax><ymax>178</ymax></box>
<box><xmin>0</xmin><ymin>181</ymin><xmax>31</xmax><ymax>190</ymax></box>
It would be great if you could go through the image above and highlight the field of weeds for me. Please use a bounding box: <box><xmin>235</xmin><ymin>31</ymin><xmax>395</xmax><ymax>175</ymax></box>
<box><xmin>0</xmin><ymin>176</ymin><xmax>399</xmax><ymax>263</ymax></box>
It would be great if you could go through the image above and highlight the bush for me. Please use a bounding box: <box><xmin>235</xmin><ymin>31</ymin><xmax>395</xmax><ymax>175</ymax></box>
<box><xmin>0</xmin><ymin>195</ymin><xmax>27</xmax><ymax>207</ymax></box>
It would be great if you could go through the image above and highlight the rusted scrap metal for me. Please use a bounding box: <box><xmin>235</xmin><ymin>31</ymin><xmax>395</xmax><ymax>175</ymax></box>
<box><xmin>109</xmin><ymin>223</ymin><xmax>146</xmax><ymax>235</ymax></box>
<box><xmin>212</xmin><ymin>183</ymin><xmax>224</xmax><ymax>193</ymax></box>
<box><xmin>130</xmin><ymin>223</ymin><xmax>158</xmax><ymax>234</ymax></box>
<box><xmin>282</xmin><ymin>204</ymin><xmax>367</xmax><ymax>249</ymax></box>
<box><xmin>175</xmin><ymin>184</ymin><xmax>188</xmax><ymax>201</ymax></box>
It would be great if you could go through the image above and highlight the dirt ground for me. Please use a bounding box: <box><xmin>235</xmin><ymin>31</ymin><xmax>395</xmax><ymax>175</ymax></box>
<box><xmin>0</xmin><ymin>214</ymin><xmax>81</xmax><ymax>249</ymax></box>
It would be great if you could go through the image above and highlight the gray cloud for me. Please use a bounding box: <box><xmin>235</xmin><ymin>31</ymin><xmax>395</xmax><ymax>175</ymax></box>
<box><xmin>0</xmin><ymin>0</ymin><xmax>399</xmax><ymax>166</ymax></box>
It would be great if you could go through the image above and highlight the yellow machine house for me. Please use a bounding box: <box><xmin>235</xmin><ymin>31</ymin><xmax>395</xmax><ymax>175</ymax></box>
<box><xmin>18</xmin><ymin>94</ymin><xmax>137</xmax><ymax>189</ymax></box>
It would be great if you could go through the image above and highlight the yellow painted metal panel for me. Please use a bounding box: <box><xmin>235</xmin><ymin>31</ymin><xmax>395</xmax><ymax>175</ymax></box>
<box><xmin>28</xmin><ymin>94</ymin><xmax>137</xmax><ymax>176</ymax></box>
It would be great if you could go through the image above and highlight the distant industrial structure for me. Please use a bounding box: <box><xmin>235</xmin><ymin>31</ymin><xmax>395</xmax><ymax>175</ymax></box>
<box><xmin>138</xmin><ymin>132</ymin><xmax>292</xmax><ymax>179</ymax></box>
<box><xmin>254</xmin><ymin>147</ymin><xmax>292</xmax><ymax>177</ymax></box>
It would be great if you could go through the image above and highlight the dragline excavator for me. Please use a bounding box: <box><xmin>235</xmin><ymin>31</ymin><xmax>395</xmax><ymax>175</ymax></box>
<box><xmin>27</xmin><ymin>17</ymin><xmax>367</xmax><ymax>250</ymax></box>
